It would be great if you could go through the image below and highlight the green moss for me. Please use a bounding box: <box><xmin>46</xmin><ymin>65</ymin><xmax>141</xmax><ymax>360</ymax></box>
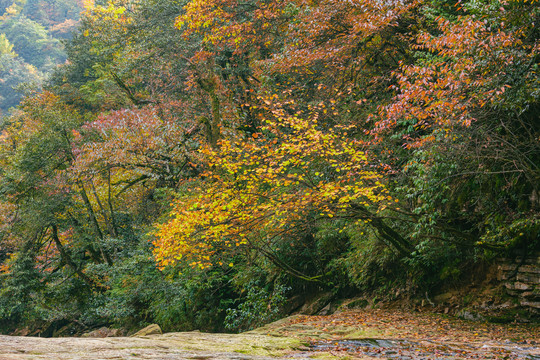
<box><xmin>343</xmin><ymin>328</ymin><xmax>385</xmax><ymax>339</ymax></box>
<box><xmin>309</xmin><ymin>352</ymin><xmax>354</xmax><ymax>360</ymax></box>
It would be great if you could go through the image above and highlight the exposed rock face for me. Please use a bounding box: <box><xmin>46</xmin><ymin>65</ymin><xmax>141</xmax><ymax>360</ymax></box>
<box><xmin>457</xmin><ymin>309</ymin><xmax>486</xmax><ymax>322</ymax></box>
<box><xmin>81</xmin><ymin>327</ymin><xmax>124</xmax><ymax>338</ymax></box>
<box><xmin>297</xmin><ymin>292</ymin><xmax>335</xmax><ymax>315</ymax></box>
<box><xmin>0</xmin><ymin>332</ymin><xmax>302</xmax><ymax>360</ymax></box>
<box><xmin>131</xmin><ymin>324</ymin><xmax>162</xmax><ymax>337</ymax></box>
<box><xmin>498</xmin><ymin>253</ymin><xmax>540</xmax><ymax>310</ymax></box>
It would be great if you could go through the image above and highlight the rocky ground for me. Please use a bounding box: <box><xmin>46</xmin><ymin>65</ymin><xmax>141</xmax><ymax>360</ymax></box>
<box><xmin>250</xmin><ymin>309</ymin><xmax>539</xmax><ymax>359</ymax></box>
<box><xmin>0</xmin><ymin>332</ymin><xmax>302</xmax><ymax>360</ymax></box>
<box><xmin>0</xmin><ymin>309</ymin><xmax>538</xmax><ymax>360</ymax></box>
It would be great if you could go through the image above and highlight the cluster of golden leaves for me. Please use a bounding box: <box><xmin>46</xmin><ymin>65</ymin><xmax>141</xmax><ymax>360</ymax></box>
<box><xmin>154</xmin><ymin>107</ymin><xmax>390</xmax><ymax>269</ymax></box>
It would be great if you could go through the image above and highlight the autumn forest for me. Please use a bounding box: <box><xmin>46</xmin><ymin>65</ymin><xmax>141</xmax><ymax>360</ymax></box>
<box><xmin>0</xmin><ymin>0</ymin><xmax>538</xmax><ymax>334</ymax></box>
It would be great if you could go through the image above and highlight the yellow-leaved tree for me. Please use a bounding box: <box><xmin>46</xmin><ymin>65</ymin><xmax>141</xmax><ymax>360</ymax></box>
<box><xmin>153</xmin><ymin>101</ymin><xmax>407</xmax><ymax>280</ymax></box>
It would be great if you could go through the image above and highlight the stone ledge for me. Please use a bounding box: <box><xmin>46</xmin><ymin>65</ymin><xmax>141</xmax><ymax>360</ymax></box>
<box><xmin>520</xmin><ymin>300</ymin><xmax>540</xmax><ymax>309</ymax></box>
<box><xmin>505</xmin><ymin>282</ymin><xmax>532</xmax><ymax>291</ymax></box>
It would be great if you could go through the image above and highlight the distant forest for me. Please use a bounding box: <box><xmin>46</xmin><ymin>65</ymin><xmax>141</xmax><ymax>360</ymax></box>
<box><xmin>0</xmin><ymin>0</ymin><xmax>86</xmax><ymax>114</ymax></box>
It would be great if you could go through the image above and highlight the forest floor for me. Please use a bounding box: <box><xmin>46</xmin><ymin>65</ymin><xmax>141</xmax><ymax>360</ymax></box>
<box><xmin>0</xmin><ymin>309</ymin><xmax>538</xmax><ymax>360</ymax></box>
<box><xmin>250</xmin><ymin>309</ymin><xmax>539</xmax><ymax>359</ymax></box>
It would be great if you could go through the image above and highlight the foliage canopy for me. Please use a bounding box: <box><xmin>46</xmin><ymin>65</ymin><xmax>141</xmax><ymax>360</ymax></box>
<box><xmin>0</xmin><ymin>0</ymin><xmax>538</xmax><ymax>333</ymax></box>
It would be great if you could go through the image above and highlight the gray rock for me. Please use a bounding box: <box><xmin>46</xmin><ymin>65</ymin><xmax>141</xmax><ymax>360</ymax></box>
<box><xmin>0</xmin><ymin>330</ymin><xmax>302</xmax><ymax>359</ymax></box>
<box><xmin>505</xmin><ymin>282</ymin><xmax>532</xmax><ymax>291</ymax></box>
<box><xmin>132</xmin><ymin>324</ymin><xmax>162</xmax><ymax>337</ymax></box>
<box><xmin>457</xmin><ymin>310</ymin><xmax>485</xmax><ymax>321</ymax></box>
<box><xmin>298</xmin><ymin>292</ymin><xmax>334</xmax><ymax>315</ymax></box>
<box><xmin>81</xmin><ymin>327</ymin><xmax>124</xmax><ymax>338</ymax></box>
<box><xmin>520</xmin><ymin>300</ymin><xmax>540</xmax><ymax>309</ymax></box>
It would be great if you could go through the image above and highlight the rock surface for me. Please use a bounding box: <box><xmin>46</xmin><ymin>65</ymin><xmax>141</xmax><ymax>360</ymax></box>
<box><xmin>81</xmin><ymin>327</ymin><xmax>124</xmax><ymax>338</ymax></box>
<box><xmin>498</xmin><ymin>252</ymin><xmax>540</xmax><ymax>310</ymax></box>
<box><xmin>0</xmin><ymin>332</ymin><xmax>302</xmax><ymax>360</ymax></box>
<box><xmin>131</xmin><ymin>324</ymin><xmax>162</xmax><ymax>337</ymax></box>
<box><xmin>0</xmin><ymin>310</ymin><xmax>538</xmax><ymax>360</ymax></box>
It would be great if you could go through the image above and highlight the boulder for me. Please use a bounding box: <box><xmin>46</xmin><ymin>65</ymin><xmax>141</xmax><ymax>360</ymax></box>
<box><xmin>298</xmin><ymin>292</ymin><xmax>334</xmax><ymax>315</ymax></box>
<box><xmin>131</xmin><ymin>324</ymin><xmax>162</xmax><ymax>337</ymax></box>
<box><xmin>457</xmin><ymin>309</ymin><xmax>485</xmax><ymax>322</ymax></box>
<box><xmin>82</xmin><ymin>327</ymin><xmax>124</xmax><ymax>338</ymax></box>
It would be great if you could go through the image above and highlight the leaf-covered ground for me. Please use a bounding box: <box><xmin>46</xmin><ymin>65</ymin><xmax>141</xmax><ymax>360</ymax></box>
<box><xmin>250</xmin><ymin>309</ymin><xmax>539</xmax><ymax>359</ymax></box>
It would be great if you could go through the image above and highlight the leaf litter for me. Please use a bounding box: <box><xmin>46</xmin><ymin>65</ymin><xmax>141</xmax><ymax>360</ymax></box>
<box><xmin>257</xmin><ymin>309</ymin><xmax>539</xmax><ymax>359</ymax></box>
